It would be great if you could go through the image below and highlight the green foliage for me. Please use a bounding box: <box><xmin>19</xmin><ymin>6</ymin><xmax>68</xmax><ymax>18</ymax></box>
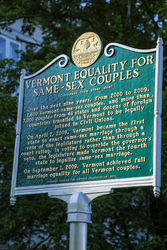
<box><xmin>1</xmin><ymin>0</ymin><xmax>167</xmax><ymax>249</ymax></box>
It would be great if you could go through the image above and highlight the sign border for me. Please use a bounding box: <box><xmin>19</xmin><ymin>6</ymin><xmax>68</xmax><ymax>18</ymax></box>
<box><xmin>10</xmin><ymin>39</ymin><xmax>163</xmax><ymax>204</ymax></box>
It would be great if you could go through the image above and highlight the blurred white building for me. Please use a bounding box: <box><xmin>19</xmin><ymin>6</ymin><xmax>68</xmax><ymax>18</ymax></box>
<box><xmin>0</xmin><ymin>19</ymin><xmax>43</xmax><ymax>62</ymax></box>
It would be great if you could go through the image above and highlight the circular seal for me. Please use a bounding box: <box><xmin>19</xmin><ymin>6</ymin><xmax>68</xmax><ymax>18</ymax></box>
<box><xmin>72</xmin><ymin>32</ymin><xmax>102</xmax><ymax>68</ymax></box>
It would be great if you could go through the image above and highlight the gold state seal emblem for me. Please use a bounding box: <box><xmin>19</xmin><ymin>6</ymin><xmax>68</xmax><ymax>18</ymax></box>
<box><xmin>72</xmin><ymin>32</ymin><xmax>102</xmax><ymax>68</ymax></box>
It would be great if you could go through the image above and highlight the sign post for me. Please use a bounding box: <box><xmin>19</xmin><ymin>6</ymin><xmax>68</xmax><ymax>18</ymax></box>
<box><xmin>67</xmin><ymin>192</ymin><xmax>92</xmax><ymax>250</ymax></box>
<box><xmin>11</xmin><ymin>33</ymin><xmax>163</xmax><ymax>249</ymax></box>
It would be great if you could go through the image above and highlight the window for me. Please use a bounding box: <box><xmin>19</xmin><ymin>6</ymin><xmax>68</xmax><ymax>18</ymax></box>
<box><xmin>0</xmin><ymin>37</ymin><xmax>6</xmax><ymax>60</ymax></box>
<box><xmin>10</xmin><ymin>41</ymin><xmax>19</xmax><ymax>62</ymax></box>
<box><xmin>0</xmin><ymin>35</ymin><xmax>20</xmax><ymax>62</ymax></box>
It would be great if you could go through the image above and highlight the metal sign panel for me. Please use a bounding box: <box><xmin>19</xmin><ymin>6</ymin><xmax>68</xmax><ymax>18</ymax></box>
<box><xmin>10</xmin><ymin>37</ymin><xmax>163</xmax><ymax>204</ymax></box>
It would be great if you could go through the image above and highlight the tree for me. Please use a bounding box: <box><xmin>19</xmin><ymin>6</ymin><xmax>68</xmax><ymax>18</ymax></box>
<box><xmin>1</xmin><ymin>0</ymin><xmax>167</xmax><ymax>249</ymax></box>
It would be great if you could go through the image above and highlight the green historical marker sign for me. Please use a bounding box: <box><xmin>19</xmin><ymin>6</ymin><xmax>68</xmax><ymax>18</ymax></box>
<box><xmin>11</xmin><ymin>33</ymin><xmax>163</xmax><ymax>204</ymax></box>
